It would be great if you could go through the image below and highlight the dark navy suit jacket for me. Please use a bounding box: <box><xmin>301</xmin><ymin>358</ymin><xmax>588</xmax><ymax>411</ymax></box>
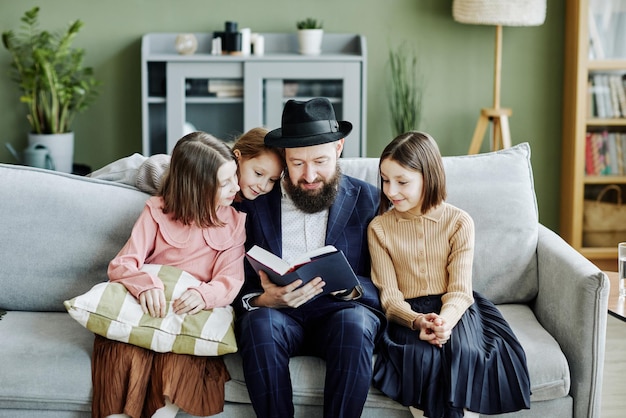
<box><xmin>233</xmin><ymin>174</ymin><xmax>382</xmax><ymax>315</ymax></box>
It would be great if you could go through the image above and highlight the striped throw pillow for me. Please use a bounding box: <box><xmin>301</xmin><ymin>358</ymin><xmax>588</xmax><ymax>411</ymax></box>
<box><xmin>64</xmin><ymin>264</ymin><xmax>237</xmax><ymax>356</ymax></box>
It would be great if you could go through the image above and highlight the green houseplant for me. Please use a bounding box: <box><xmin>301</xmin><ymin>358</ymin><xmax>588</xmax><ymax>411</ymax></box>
<box><xmin>296</xmin><ymin>18</ymin><xmax>324</xmax><ymax>55</ymax></box>
<box><xmin>388</xmin><ymin>42</ymin><xmax>423</xmax><ymax>137</ymax></box>
<box><xmin>296</xmin><ymin>18</ymin><xmax>323</xmax><ymax>30</ymax></box>
<box><xmin>2</xmin><ymin>7</ymin><xmax>100</xmax><ymax>172</ymax></box>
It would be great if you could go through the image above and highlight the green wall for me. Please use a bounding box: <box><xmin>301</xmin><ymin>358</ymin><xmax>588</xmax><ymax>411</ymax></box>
<box><xmin>0</xmin><ymin>0</ymin><xmax>565</xmax><ymax>231</ymax></box>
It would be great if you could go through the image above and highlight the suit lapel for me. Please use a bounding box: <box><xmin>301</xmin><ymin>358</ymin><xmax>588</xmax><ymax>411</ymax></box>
<box><xmin>327</xmin><ymin>176</ymin><xmax>358</xmax><ymax>246</ymax></box>
<box><xmin>253</xmin><ymin>186</ymin><xmax>283</xmax><ymax>257</ymax></box>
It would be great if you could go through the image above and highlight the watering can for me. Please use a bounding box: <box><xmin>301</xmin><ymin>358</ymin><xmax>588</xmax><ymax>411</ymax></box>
<box><xmin>5</xmin><ymin>143</ymin><xmax>55</xmax><ymax>170</ymax></box>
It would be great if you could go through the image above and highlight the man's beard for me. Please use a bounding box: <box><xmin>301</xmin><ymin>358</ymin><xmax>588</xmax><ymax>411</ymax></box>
<box><xmin>284</xmin><ymin>165</ymin><xmax>341</xmax><ymax>214</ymax></box>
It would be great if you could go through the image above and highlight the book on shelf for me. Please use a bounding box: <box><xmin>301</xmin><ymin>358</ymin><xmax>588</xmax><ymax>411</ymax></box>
<box><xmin>585</xmin><ymin>130</ymin><xmax>626</xmax><ymax>176</ymax></box>
<box><xmin>207</xmin><ymin>79</ymin><xmax>243</xmax><ymax>98</ymax></box>
<box><xmin>606</xmin><ymin>132</ymin><xmax>620</xmax><ymax>174</ymax></box>
<box><xmin>611</xmin><ymin>74</ymin><xmax>626</xmax><ymax>117</ymax></box>
<box><xmin>208</xmin><ymin>79</ymin><xmax>243</xmax><ymax>91</ymax></box>
<box><xmin>586</xmin><ymin>132</ymin><xmax>596</xmax><ymax>175</ymax></box>
<box><xmin>591</xmin><ymin>74</ymin><xmax>610</xmax><ymax>118</ymax></box>
<box><xmin>245</xmin><ymin>245</ymin><xmax>360</xmax><ymax>294</ymax></box>
<box><xmin>609</xmin><ymin>75</ymin><xmax>622</xmax><ymax>118</ymax></box>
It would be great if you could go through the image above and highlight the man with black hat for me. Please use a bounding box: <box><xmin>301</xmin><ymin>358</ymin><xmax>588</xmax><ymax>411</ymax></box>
<box><xmin>233</xmin><ymin>97</ymin><xmax>383</xmax><ymax>417</ymax></box>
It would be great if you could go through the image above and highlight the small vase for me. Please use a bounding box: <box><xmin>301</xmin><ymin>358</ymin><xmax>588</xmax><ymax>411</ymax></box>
<box><xmin>297</xmin><ymin>29</ymin><xmax>324</xmax><ymax>55</ymax></box>
<box><xmin>28</xmin><ymin>132</ymin><xmax>74</xmax><ymax>173</ymax></box>
<box><xmin>175</xmin><ymin>34</ymin><xmax>198</xmax><ymax>55</ymax></box>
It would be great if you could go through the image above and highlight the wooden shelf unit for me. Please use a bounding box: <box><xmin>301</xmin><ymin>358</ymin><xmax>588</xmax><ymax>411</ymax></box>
<box><xmin>561</xmin><ymin>0</ymin><xmax>626</xmax><ymax>264</ymax></box>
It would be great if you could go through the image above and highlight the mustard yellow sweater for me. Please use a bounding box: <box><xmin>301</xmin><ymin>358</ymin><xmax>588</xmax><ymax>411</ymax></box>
<box><xmin>367</xmin><ymin>202</ymin><xmax>475</xmax><ymax>330</ymax></box>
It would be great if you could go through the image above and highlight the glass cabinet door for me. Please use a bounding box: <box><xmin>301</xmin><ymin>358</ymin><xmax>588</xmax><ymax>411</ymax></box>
<box><xmin>244</xmin><ymin>61</ymin><xmax>364</xmax><ymax>157</ymax></box>
<box><xmin>166</xmin><ymin>62</ymin><xmax>244</xmax><ymax>153</ymax></box>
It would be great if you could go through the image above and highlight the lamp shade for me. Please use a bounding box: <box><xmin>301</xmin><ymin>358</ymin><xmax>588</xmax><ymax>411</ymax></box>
<box><xmin>453</xmin><ymin>0</ymin><xmax>546</xmax><ymax>27</ymax></box>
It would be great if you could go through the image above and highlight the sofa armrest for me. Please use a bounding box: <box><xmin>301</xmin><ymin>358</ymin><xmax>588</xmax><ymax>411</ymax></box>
<box><xmin>534</xmin><ymin>225</ymin><xmax>609</xmax><ymax>418</ymax></box>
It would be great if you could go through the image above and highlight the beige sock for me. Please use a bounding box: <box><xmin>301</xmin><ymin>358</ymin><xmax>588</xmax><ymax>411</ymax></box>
<box><xmin>151</xmin><ymin>397</ymin><xmax>179</xmax><ymax>418</ymax></box>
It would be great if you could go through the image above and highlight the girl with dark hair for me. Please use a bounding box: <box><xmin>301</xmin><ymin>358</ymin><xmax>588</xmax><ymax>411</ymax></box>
<box><xmin>368</xmin><ymin>131</ymin><xmax>531</xmax><ymax>418</ymax></box>
<box><xmin>92</xmin><ymin>132</ymin><xmax>246</xmax><ymax>418</ymax></box>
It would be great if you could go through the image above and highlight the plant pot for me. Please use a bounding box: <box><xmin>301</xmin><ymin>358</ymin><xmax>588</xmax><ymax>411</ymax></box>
<box><xmin>297</xmin><ymin>29</ymin><xmax>324</xmax><ymax>55</ymax></box>
<box><xmin>28</xmin><ymin>132</ymin><xmax>74</xmax><ymax>173</ymax></box>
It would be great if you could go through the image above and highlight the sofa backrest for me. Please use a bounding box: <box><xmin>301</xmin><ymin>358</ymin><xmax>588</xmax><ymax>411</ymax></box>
<box><xmin>0</xmin><ymin>164</ymin><xmax>150</xmax><ymax>312</ymax></box>
<box><xmin>0</xmin><ymin>143</ymin><xmax>538</xmax><ymax>312</ymax></box>
<box><xmin>340</xmin><ymin>143</ymin><xmax>539</xmax><ymax>304</ymax></box>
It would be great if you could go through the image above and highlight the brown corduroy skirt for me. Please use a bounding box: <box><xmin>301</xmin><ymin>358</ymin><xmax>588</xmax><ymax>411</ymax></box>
<box><xmin>91</xmin><ymin>335</ymin><xmax>230</xmax><ymax>418</ymax></box>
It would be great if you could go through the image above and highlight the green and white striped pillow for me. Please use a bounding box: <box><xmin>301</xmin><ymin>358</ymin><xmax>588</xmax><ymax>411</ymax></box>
<box><xmin>64</xmin><ymin>264</ymin><xmax>237</xmax><ymax>356</ymax></box>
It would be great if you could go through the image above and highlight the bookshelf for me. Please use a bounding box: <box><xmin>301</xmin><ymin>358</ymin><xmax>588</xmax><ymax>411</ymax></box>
<box><xmin>141</xmin><ymin>32</ymin><xmax>367</xmax><ymax>157</ymax></box>
<box><xmin>561</xmin><ymin>0</ymin><xmax>626</xmax><ymax>265</ymax></box>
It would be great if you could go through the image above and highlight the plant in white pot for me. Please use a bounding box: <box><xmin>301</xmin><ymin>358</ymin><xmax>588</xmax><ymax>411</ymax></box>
<box><xmin>296</xmin><ymin>18</ymin><xmax>324</xmax><ymax>55</ymax></box>
<box><xmin>2</xmin><ymin>7</ymin><xmax>100</xmax><ymax>173</ymax></box>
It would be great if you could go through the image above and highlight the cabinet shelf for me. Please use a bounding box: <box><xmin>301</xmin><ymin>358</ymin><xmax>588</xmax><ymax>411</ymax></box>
<box><xmin>587</xmin><ymin>118</ymin><xmax>626</xmax><ymax>126</ymax></box>
<box><xmin>184</xmin><ymin>97</ymin><xmax>244</xmax><ymax>104</ymax></box>
<box><xmin>141</xmin><ymin>32</ymin><xmax>366</xmax><ymax>156</ymax></box>
<box><xmin>588</xmin><ymin>60</ymin><xmax>626</xmax><ymax>71</ymax></box>
<box><xmin>584</xmin><ymin>175</ymin><xmax>626</xmax><ymax>184</ymax></box>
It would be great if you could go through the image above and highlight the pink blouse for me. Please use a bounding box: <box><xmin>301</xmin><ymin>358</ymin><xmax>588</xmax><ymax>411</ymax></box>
<box><xmin>108</xmin><ymin>196</ymin><xmax>246</xmax><ymax>309</ymax></box>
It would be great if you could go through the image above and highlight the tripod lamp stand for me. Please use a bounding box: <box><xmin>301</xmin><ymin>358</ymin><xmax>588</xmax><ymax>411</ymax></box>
<box><xmin>452</xmin><ymin>0</ymin><xmax>546</xmax><ymax>154</ymax></box>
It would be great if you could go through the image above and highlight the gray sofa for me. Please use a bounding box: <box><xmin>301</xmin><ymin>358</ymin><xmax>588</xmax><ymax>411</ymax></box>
<box><xmin>0</xmin><ymin>143</ymin><xmax>609</xmax><ymax>418</ymax></box>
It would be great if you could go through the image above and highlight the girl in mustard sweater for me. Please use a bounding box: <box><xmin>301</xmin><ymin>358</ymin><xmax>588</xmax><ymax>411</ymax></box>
<box><xmin>368</xmin><ymin>132</ymin><xmax>530</xmax><ymax>418</ymax></box>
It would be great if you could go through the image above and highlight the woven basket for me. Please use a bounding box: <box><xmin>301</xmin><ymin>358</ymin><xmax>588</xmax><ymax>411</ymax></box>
<box><xmin>583</xmin><ymin>185</ymin><xmax>626</xmax><ymax>247</ymax></box>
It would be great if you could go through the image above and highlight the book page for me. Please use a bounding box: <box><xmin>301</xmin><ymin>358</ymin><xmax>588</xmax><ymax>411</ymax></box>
<box><xmin>290</xmin><ymin>245</ymin><xmax>337</xmax><ymax>267</ymax></box>
<box><xmin>246</xmin><ymin>245</ymin><xmax>338</xmax><ymax>275</ymax></box>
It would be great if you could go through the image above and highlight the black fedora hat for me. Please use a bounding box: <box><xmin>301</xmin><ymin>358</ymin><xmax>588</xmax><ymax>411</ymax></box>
<box><xmin>265</xmin><ymin>98</ymin><xmax>352</xmax><ymax>148</ymax></box>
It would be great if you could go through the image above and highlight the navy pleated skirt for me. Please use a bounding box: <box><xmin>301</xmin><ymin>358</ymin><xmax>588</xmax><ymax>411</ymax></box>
<box><xmin>373</xmin><ymin>292</ymin><xmax>531</xmax><ymax>418</ymax></box>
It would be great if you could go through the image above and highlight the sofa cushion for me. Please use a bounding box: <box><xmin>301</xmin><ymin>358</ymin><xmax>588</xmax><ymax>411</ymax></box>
<box><xmin>0</xmin><ymin>312</ymin><xmax>92</xmax><ymax>412</ymax></box>
<box><xmin>64</xmin><ymin>264</ymin><xmax>237</xmax><ymax>356</ymax></box>
<box><xmin>340</xmin><ymin>143</ymin><xmax>539</xmax><ymax>304</ymax></box>
<box><xmin>498</xmin><ymin>304</ymin><xmax>571</xmax><ymax>401</ymax></box>
<box><xmin>223</xmin><ymin>304</ymin><xmax>569</xmax><ymax>406</ymax></box>
<box><xmin>222</xmin><ymin>353</ymin><xmax>411</xmax><ymax>411</ymax></box>
<box><xmin>0</xmin><ymin>164</ymin><xmax>149</xmax><ymax>312</ymax></box>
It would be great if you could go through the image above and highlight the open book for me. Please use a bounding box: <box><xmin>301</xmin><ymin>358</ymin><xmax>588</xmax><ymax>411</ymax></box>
<box><xmin>245</xmin><ymin>245</ymin><xmax>360</xmax><ymax>294</ymax></box>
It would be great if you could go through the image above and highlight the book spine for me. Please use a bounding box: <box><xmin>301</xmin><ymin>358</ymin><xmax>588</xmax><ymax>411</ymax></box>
<box><xmin>609</xmin><ymin>75</ymin><xmax>622</xmax><ymax>118</ymax></box>
<box><xmin>585</xmin><ymin>132</ymin><xmax>595</xmax><ymax>175</ymax></box>
<box><xmin>592</xmin><ymin>74</ymin><xmax>608</xmax><ymax>118</ymax></box>
<box><xmin>613</xmin><ymin>74</ymin><xmax>626</xmax><ymax>118</ymax></box>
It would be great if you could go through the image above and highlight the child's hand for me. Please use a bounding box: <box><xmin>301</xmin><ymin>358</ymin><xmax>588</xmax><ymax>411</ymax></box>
<box><xmin>139</xmin><ymin>288</ymin><xmax>167</xmax><ymax>318</ymax></box>
<box><xmin>415</xmin><ymin>313</ymin><xmax>450</xmax><ymax>347</ymax></box>
<box><xmin>172</xmin><ymin>288</ymin><xmax>205</xmax><ymax>315</ymax></box>
<box><xmin>430</xmin><ymin>317</ymin><xmax>451</xmax><ymax>347</ymax></box>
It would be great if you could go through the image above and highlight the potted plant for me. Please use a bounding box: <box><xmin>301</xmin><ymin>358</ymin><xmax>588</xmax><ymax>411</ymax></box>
<box><xmin>296</xmin><ymin>18</ymin><xmax>324</xmax><ymax>55</ymax></box>
<box><xmin>388</xmin><ymin>41</ymin><xmax>423</xmax><ymax>137</ymax></box>
<box><xmin>2</xmin><ymin>7</ymin><xmax>100</xmax><ymax>173</ymax></box>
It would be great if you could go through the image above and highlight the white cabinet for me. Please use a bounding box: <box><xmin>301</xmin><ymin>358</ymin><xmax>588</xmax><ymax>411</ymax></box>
<box><xmin>141</xmin><ymin>33</ymin><xmax>367</xmax><ymax>157</ymax></box>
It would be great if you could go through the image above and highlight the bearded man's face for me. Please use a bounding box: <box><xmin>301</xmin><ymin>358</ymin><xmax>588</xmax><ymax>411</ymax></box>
<box><xmin>283</xmin><ymin>141</ymin><xmax>343</xmax><ymax>213</ymax></box>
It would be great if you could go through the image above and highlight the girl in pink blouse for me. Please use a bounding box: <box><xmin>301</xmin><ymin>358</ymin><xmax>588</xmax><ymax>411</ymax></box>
<box><xmin>92</xmin><ymin>132</ymin><xmax>246</xmax><ymax>418</ymax></box>
<box><xmin>368</xmin><ymin>132</ymin><xmax>530</xmax><ymax>418</ymax></box>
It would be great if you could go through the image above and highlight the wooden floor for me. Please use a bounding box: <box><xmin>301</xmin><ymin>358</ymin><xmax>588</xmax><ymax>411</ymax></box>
<box><xmin>601</xmin><ymin>315</ymin><xmax>626</xmax><ymax>417</ymax></box>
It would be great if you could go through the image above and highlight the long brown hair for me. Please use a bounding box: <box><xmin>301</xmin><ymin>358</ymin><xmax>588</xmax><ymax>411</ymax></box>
<box><xmin>378</xmin><ymin>131</ymin><xmax>446</xmax><ymax>215</ymax></box>
<box><xmin>159</xmin><ymin>131</ymin><xmax>234</xmax><ymax>227</ymax></box>
<box><xmin>233</xmin><ymin>127</ymin><xmax>283</xmax><ymax>163</ymax></box>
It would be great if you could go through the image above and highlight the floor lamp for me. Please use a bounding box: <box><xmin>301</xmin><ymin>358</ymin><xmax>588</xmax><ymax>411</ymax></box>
<box><xmin>452</xmin><ymin>0</ymin><xmax>546</xmax><ymax>154</ymax></box>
